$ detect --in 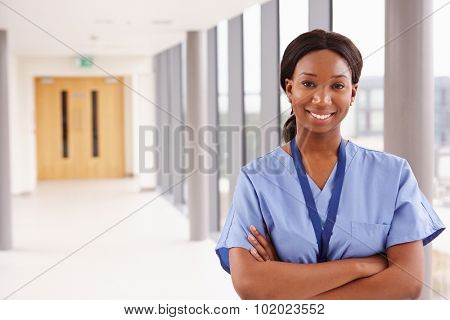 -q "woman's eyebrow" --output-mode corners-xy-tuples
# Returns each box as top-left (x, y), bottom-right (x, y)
(331, 74), (348, 79)
(298, 72), (348, 79)
(299, 72), (317, 77)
